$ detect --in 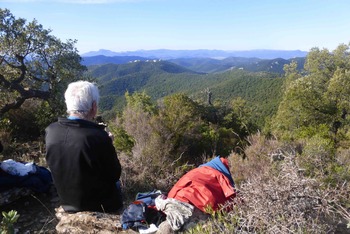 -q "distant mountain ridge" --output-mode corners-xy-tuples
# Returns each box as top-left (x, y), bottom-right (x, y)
(168, 57), (305, 74)
(82, 55), (305, 74)
(81, 49), (308, 60)
(81, 55), (150, 66)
